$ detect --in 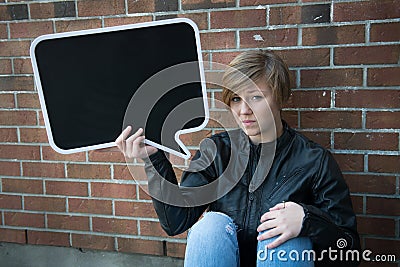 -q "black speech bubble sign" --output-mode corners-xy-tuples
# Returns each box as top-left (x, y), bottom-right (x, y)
(30, 18), (207, 155)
